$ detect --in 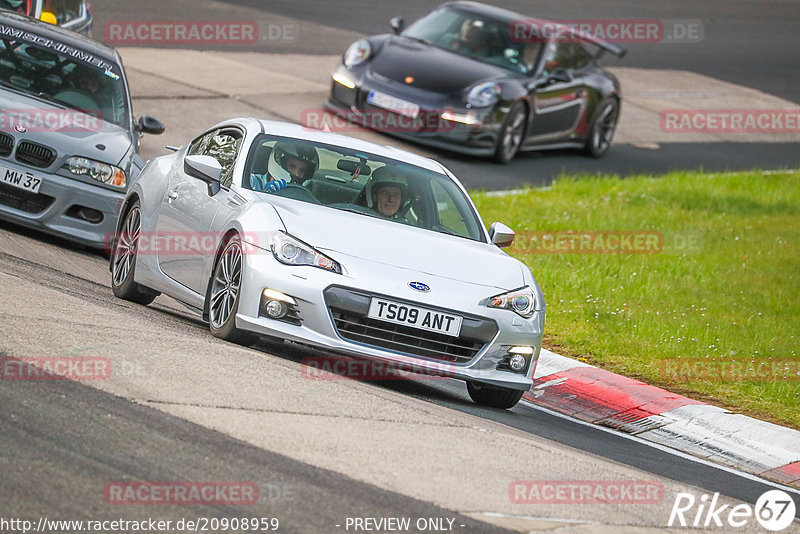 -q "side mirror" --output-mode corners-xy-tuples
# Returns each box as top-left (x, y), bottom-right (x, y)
(547, 68), (572, 84)
(184, 155), (222, 196)
(390, 16), (405, 34)
(489, 222), (515, 248)
(136, 115), (165, 135)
